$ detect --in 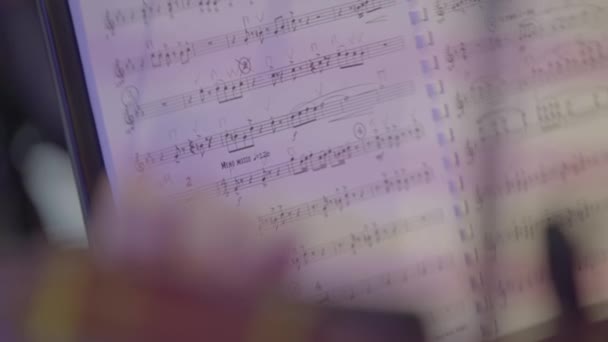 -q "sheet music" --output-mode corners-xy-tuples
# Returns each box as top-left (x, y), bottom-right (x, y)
(408, 0), (608, 338)
(68, 0), (608, 340)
